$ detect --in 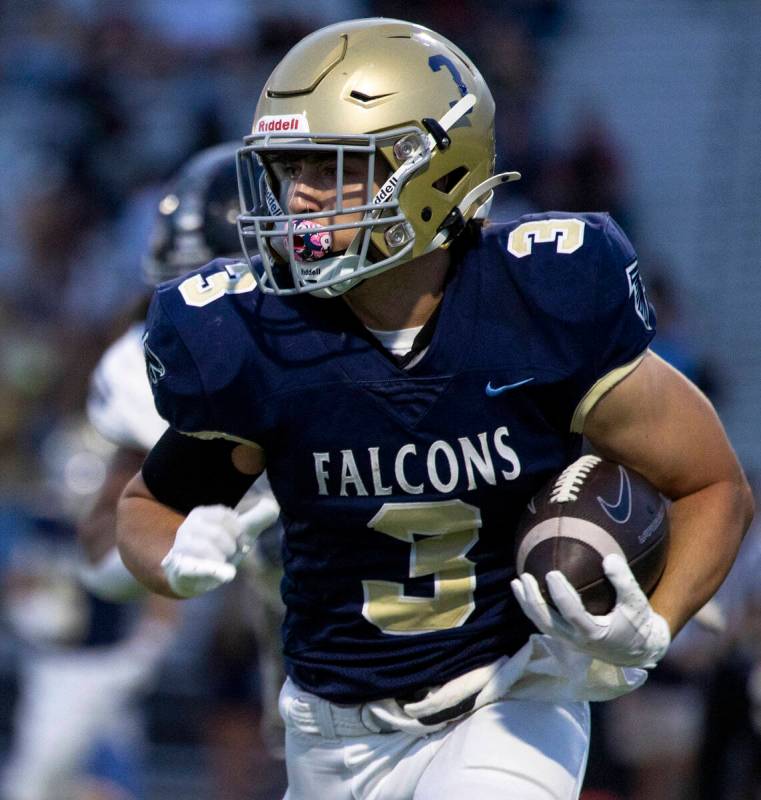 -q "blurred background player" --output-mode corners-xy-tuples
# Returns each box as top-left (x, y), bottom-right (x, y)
(83, 139), (287, 797)
(0, 142), (285, 800)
